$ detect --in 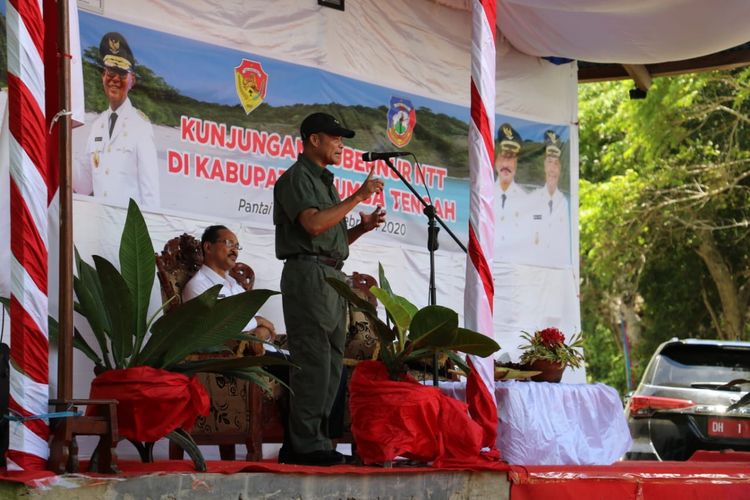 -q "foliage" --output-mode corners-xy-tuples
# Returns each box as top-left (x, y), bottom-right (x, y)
(326, 263), (500, 381)
(579, 316), (630, 394)
(518, 328), (585, 370)
(579, 68), (750, 394)
(70, 199), (287, 391)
